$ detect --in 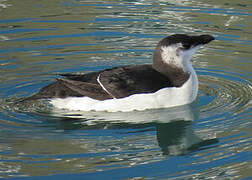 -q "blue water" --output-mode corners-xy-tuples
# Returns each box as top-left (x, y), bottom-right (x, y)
(0, 0), (251, 179)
